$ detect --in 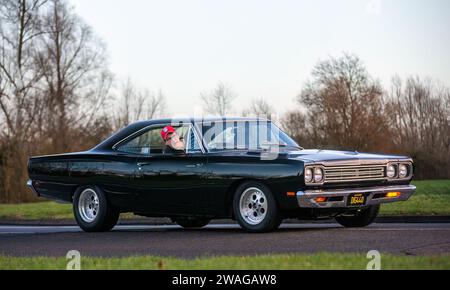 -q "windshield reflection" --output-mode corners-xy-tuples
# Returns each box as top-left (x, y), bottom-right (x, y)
(196, 120), (301, 152)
